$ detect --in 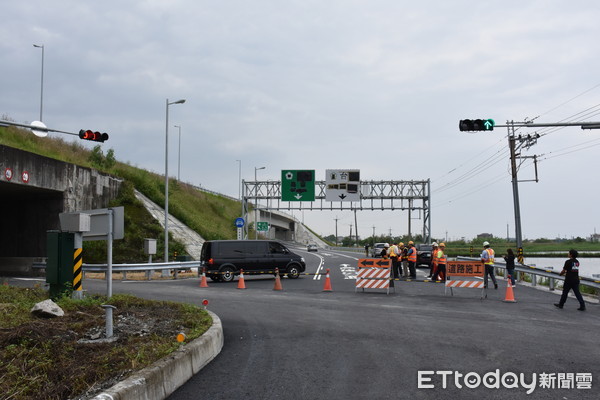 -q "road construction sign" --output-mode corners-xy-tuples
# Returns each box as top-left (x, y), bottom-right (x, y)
(445, 260), (486, 298)
(356, 258), (393, 294)
(446, 260), (484, 277)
